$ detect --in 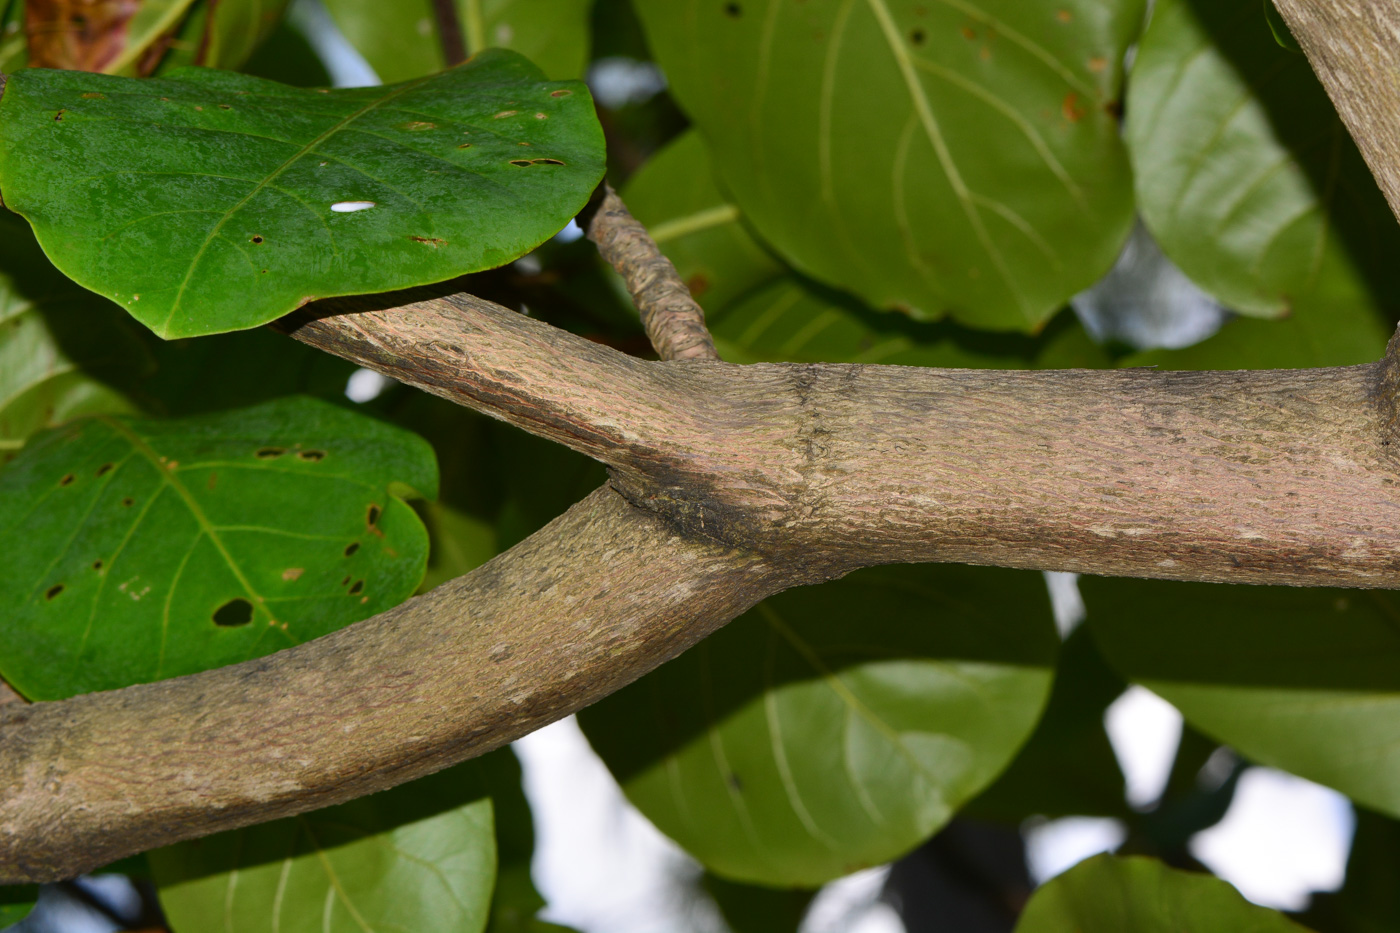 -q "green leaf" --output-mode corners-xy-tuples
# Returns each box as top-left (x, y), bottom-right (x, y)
(0, 211), (153, 456)
(0, 396), (436, 700)
(578, 563), (1057, 887)
(703, 873), (815, 933)
(1082, 576), (1400, 821)
(0, 884), (37, 927)
(966, 627), (1129, 822)
(240, 16), (334, 88)
(151, 754), (499, 933)
(0, 52), (606, 338)
(633, 0), (1142, 330)
(0, 1), (24, 73)
(621, 129), (786, 315)
(1262, 0), (1301, 52)
(322, 0), (593, 83)
(1014, 854), (1314, 932)
(1125, 0), (1400, 320)
(156, 0), (292, 74)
